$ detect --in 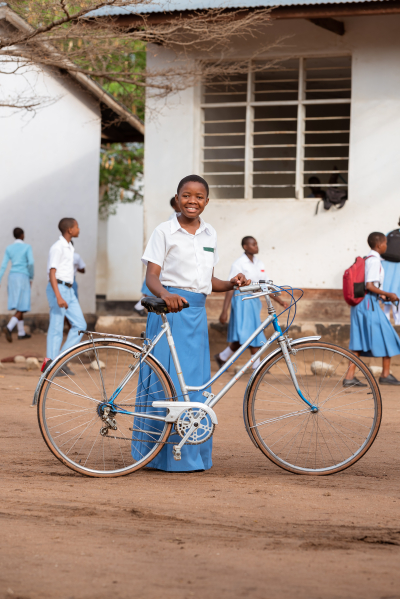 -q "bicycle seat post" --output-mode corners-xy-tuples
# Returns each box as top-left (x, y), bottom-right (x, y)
(161, 313), (190, 402)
